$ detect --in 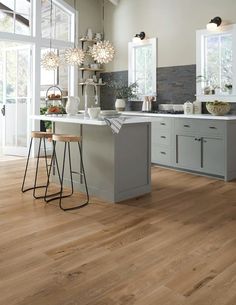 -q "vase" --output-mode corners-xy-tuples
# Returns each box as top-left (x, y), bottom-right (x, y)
(115, 99), (126, 111)
(66, 96), (80, 115)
